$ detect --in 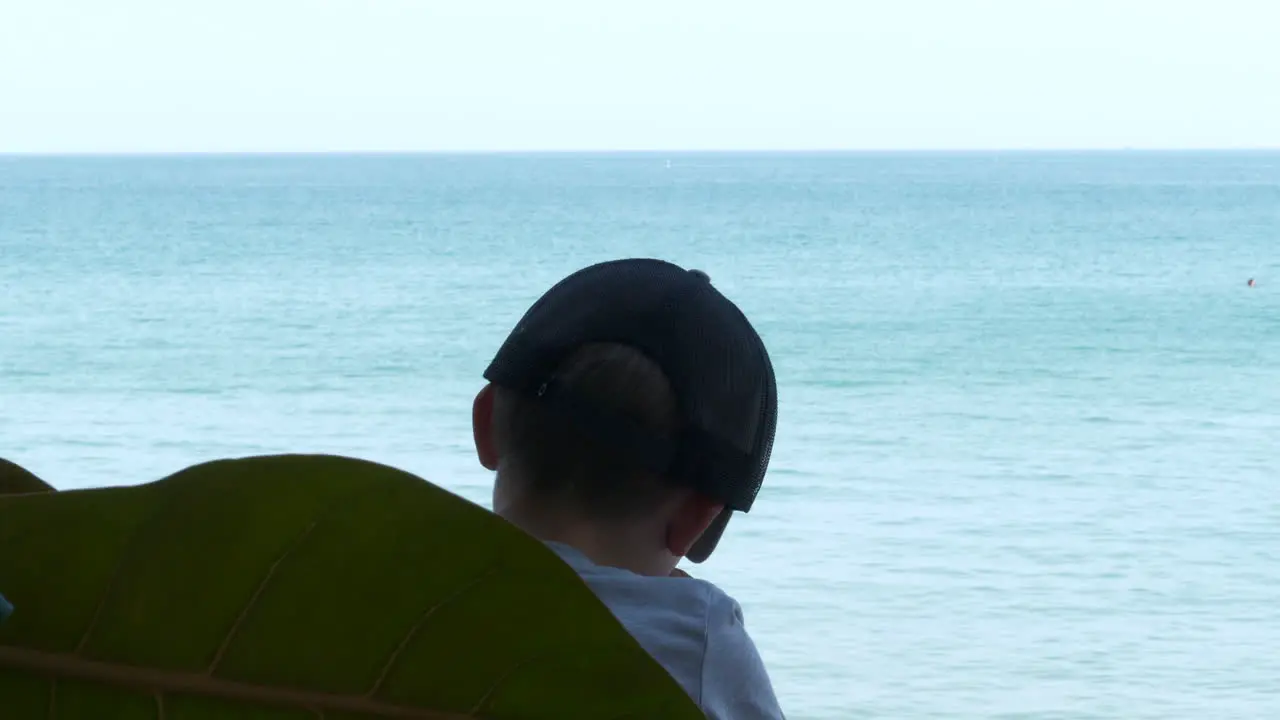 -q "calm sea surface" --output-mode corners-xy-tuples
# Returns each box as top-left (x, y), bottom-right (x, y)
(2, 153), (1279, 718)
